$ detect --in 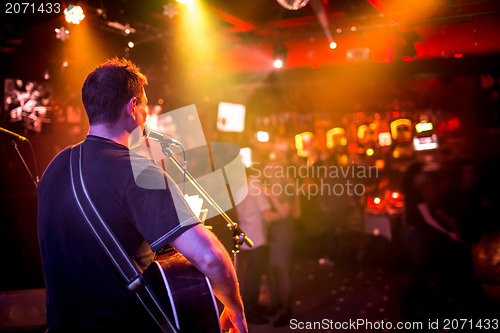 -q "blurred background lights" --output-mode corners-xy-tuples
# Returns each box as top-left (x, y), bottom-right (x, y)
(127, 41), (135, 48)
(256, 131), (269, 142)
(416, 121), (433, 133)
(55, 27), (70, 41)
(239, 148), (252, 168)
(64, 5), (85, 25)
(330, 41), (337, 50)
(273, 44), (288, 69)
